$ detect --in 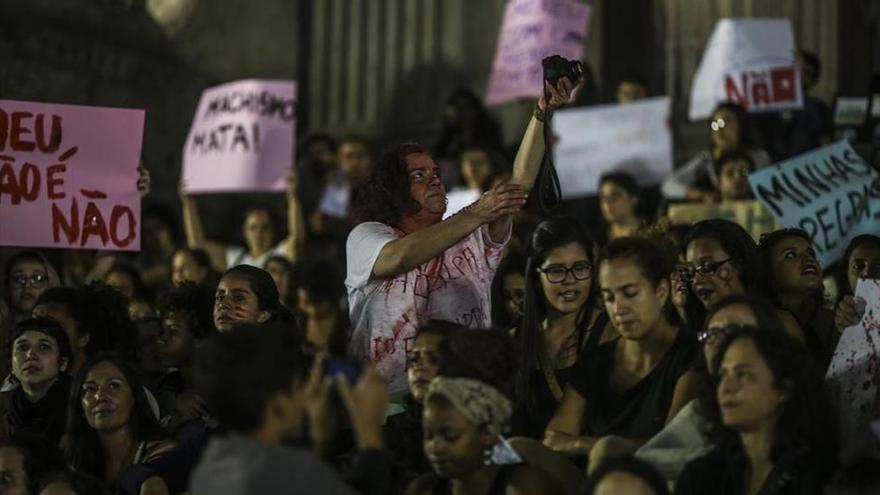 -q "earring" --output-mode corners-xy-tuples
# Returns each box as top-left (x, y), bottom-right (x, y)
(483, 446), (494, 466)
